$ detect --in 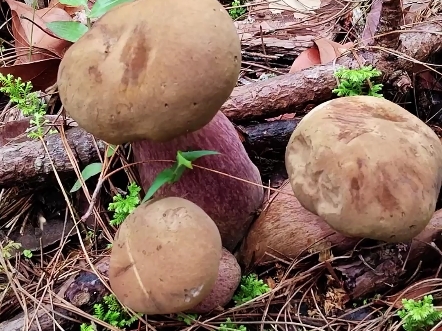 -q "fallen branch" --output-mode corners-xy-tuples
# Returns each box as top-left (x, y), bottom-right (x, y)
(221, 17), (442, 122)
(0, 127), (105, 188)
